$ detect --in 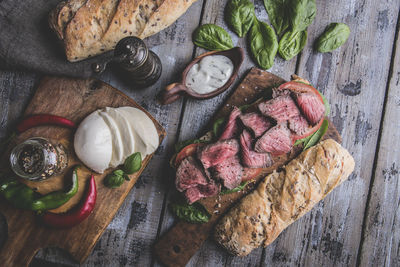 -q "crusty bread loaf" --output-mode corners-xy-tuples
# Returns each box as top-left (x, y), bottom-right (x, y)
(49, 0), (197, 62)
(214, 139), (355, 256)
